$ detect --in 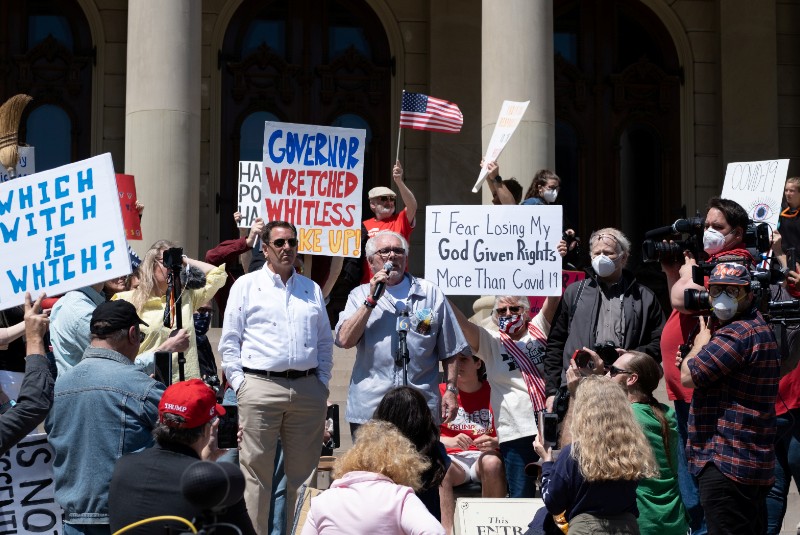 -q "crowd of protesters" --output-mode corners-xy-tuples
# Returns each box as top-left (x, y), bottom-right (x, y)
(0, 159), (799, 535)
